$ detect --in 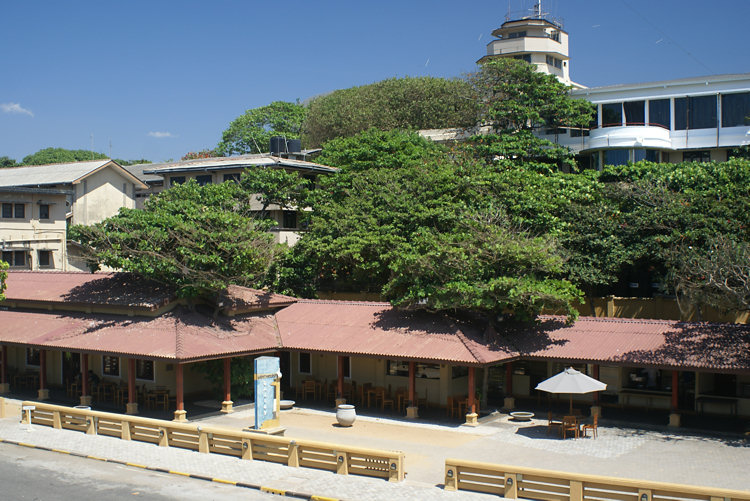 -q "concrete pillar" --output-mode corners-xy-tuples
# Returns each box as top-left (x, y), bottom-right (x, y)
(127, 358), (138, 414)
(407, 361), (417, 419)
(38, 350), (49, 401)
(221, 358), (233, 413)
(174, 363), (186, 422)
